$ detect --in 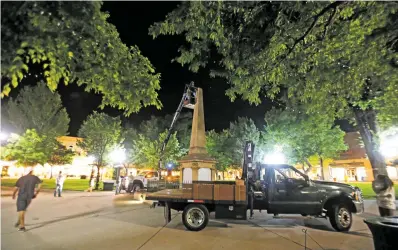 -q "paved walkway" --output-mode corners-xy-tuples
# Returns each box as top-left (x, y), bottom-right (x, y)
(1, 192), (393, 250)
